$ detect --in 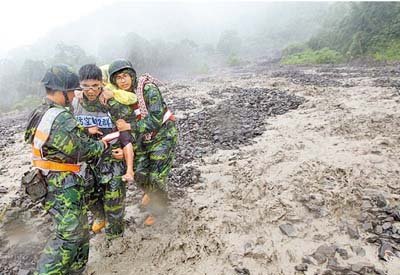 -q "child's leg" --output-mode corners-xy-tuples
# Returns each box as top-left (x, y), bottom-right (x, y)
(122, 143), (134, 183)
